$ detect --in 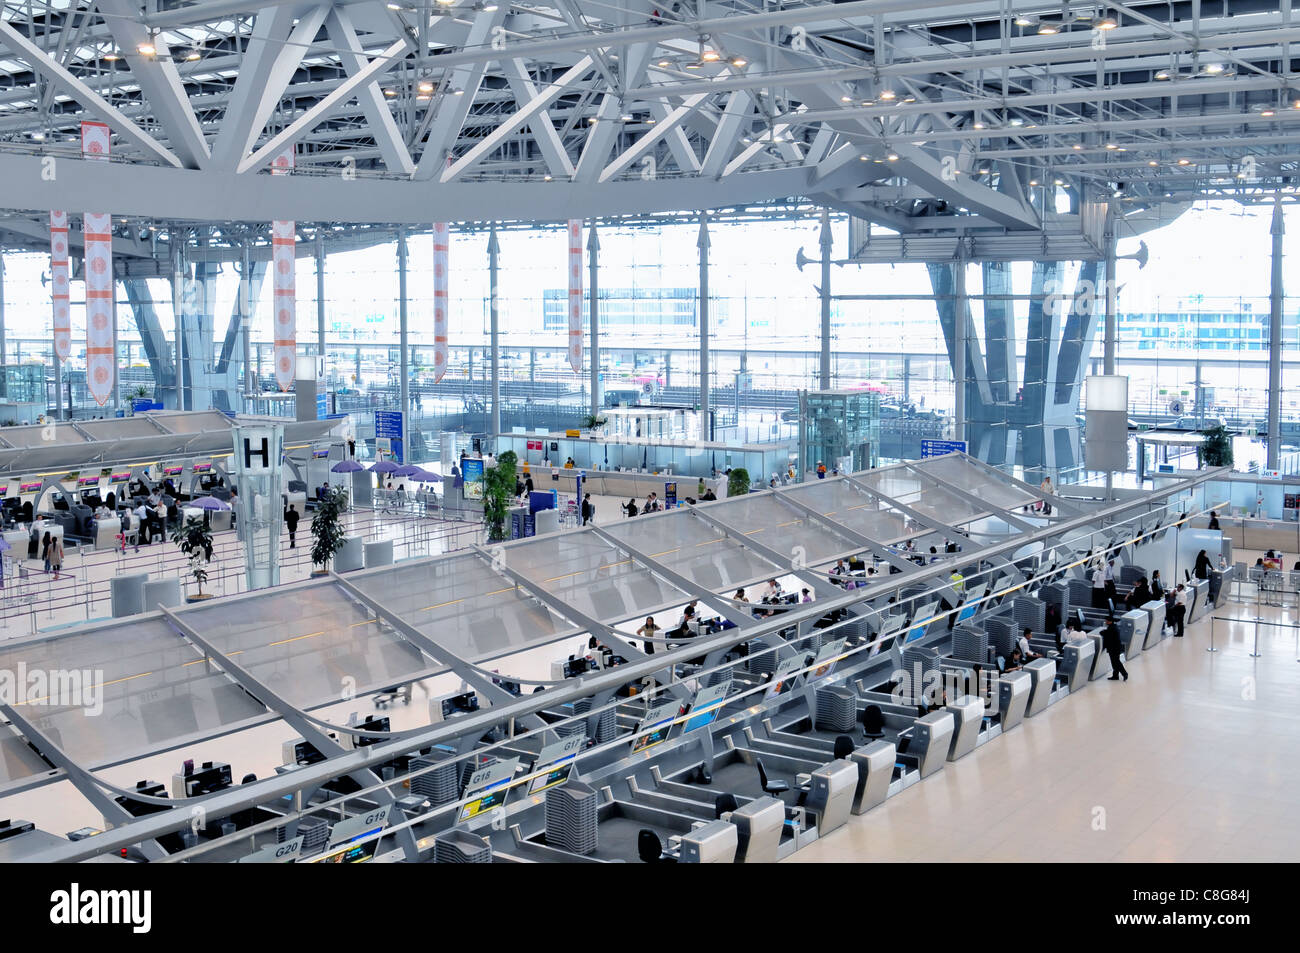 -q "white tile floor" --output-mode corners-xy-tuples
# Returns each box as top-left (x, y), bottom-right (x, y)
(787, 577), (1300, 863)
